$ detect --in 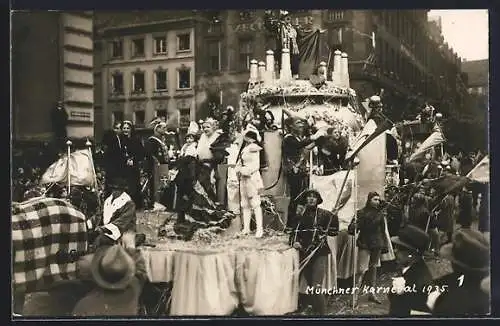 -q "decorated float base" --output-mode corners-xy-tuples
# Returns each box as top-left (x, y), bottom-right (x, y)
(137, 212), (299, 316)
